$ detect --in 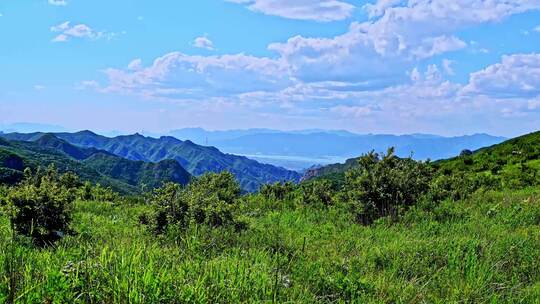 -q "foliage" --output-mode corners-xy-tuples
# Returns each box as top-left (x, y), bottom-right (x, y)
(146, 172), (244, 234)
(5, 166), (76, 244)
(260, 182), (295, 201)
(0, 135), (191, 194)
(344, 148), (433, 225)
(299, 179), (335, 206)
(1, 131), (301, 192)
(1, 187), (539, 303)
